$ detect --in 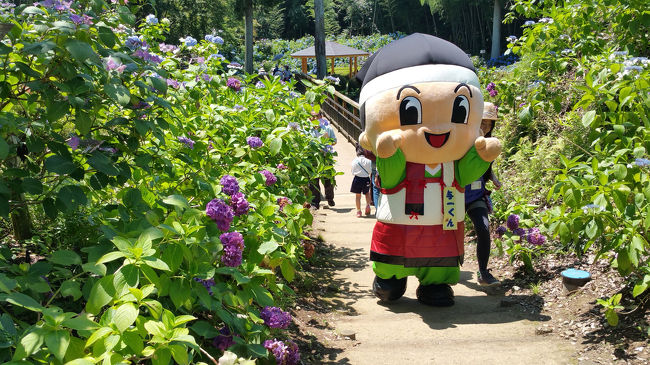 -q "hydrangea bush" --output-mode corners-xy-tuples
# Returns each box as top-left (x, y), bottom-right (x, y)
(0, 1), (335, 363)
(481, 0), (650, 327)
